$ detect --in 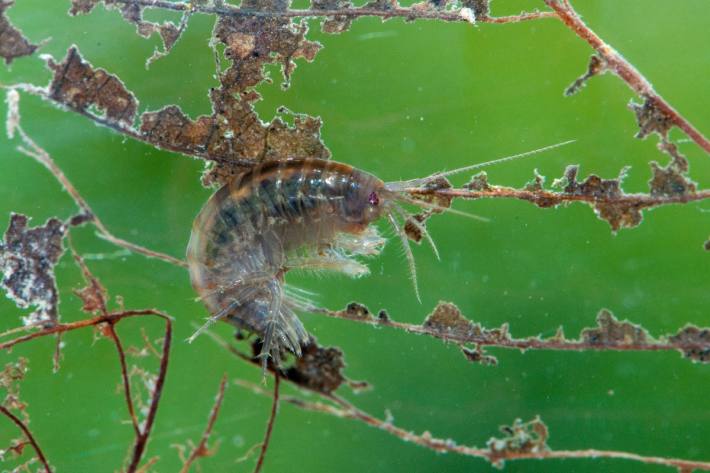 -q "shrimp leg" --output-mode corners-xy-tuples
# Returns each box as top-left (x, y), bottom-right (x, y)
(286, 251), (370, 277)
(332, 226), (385, 256)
